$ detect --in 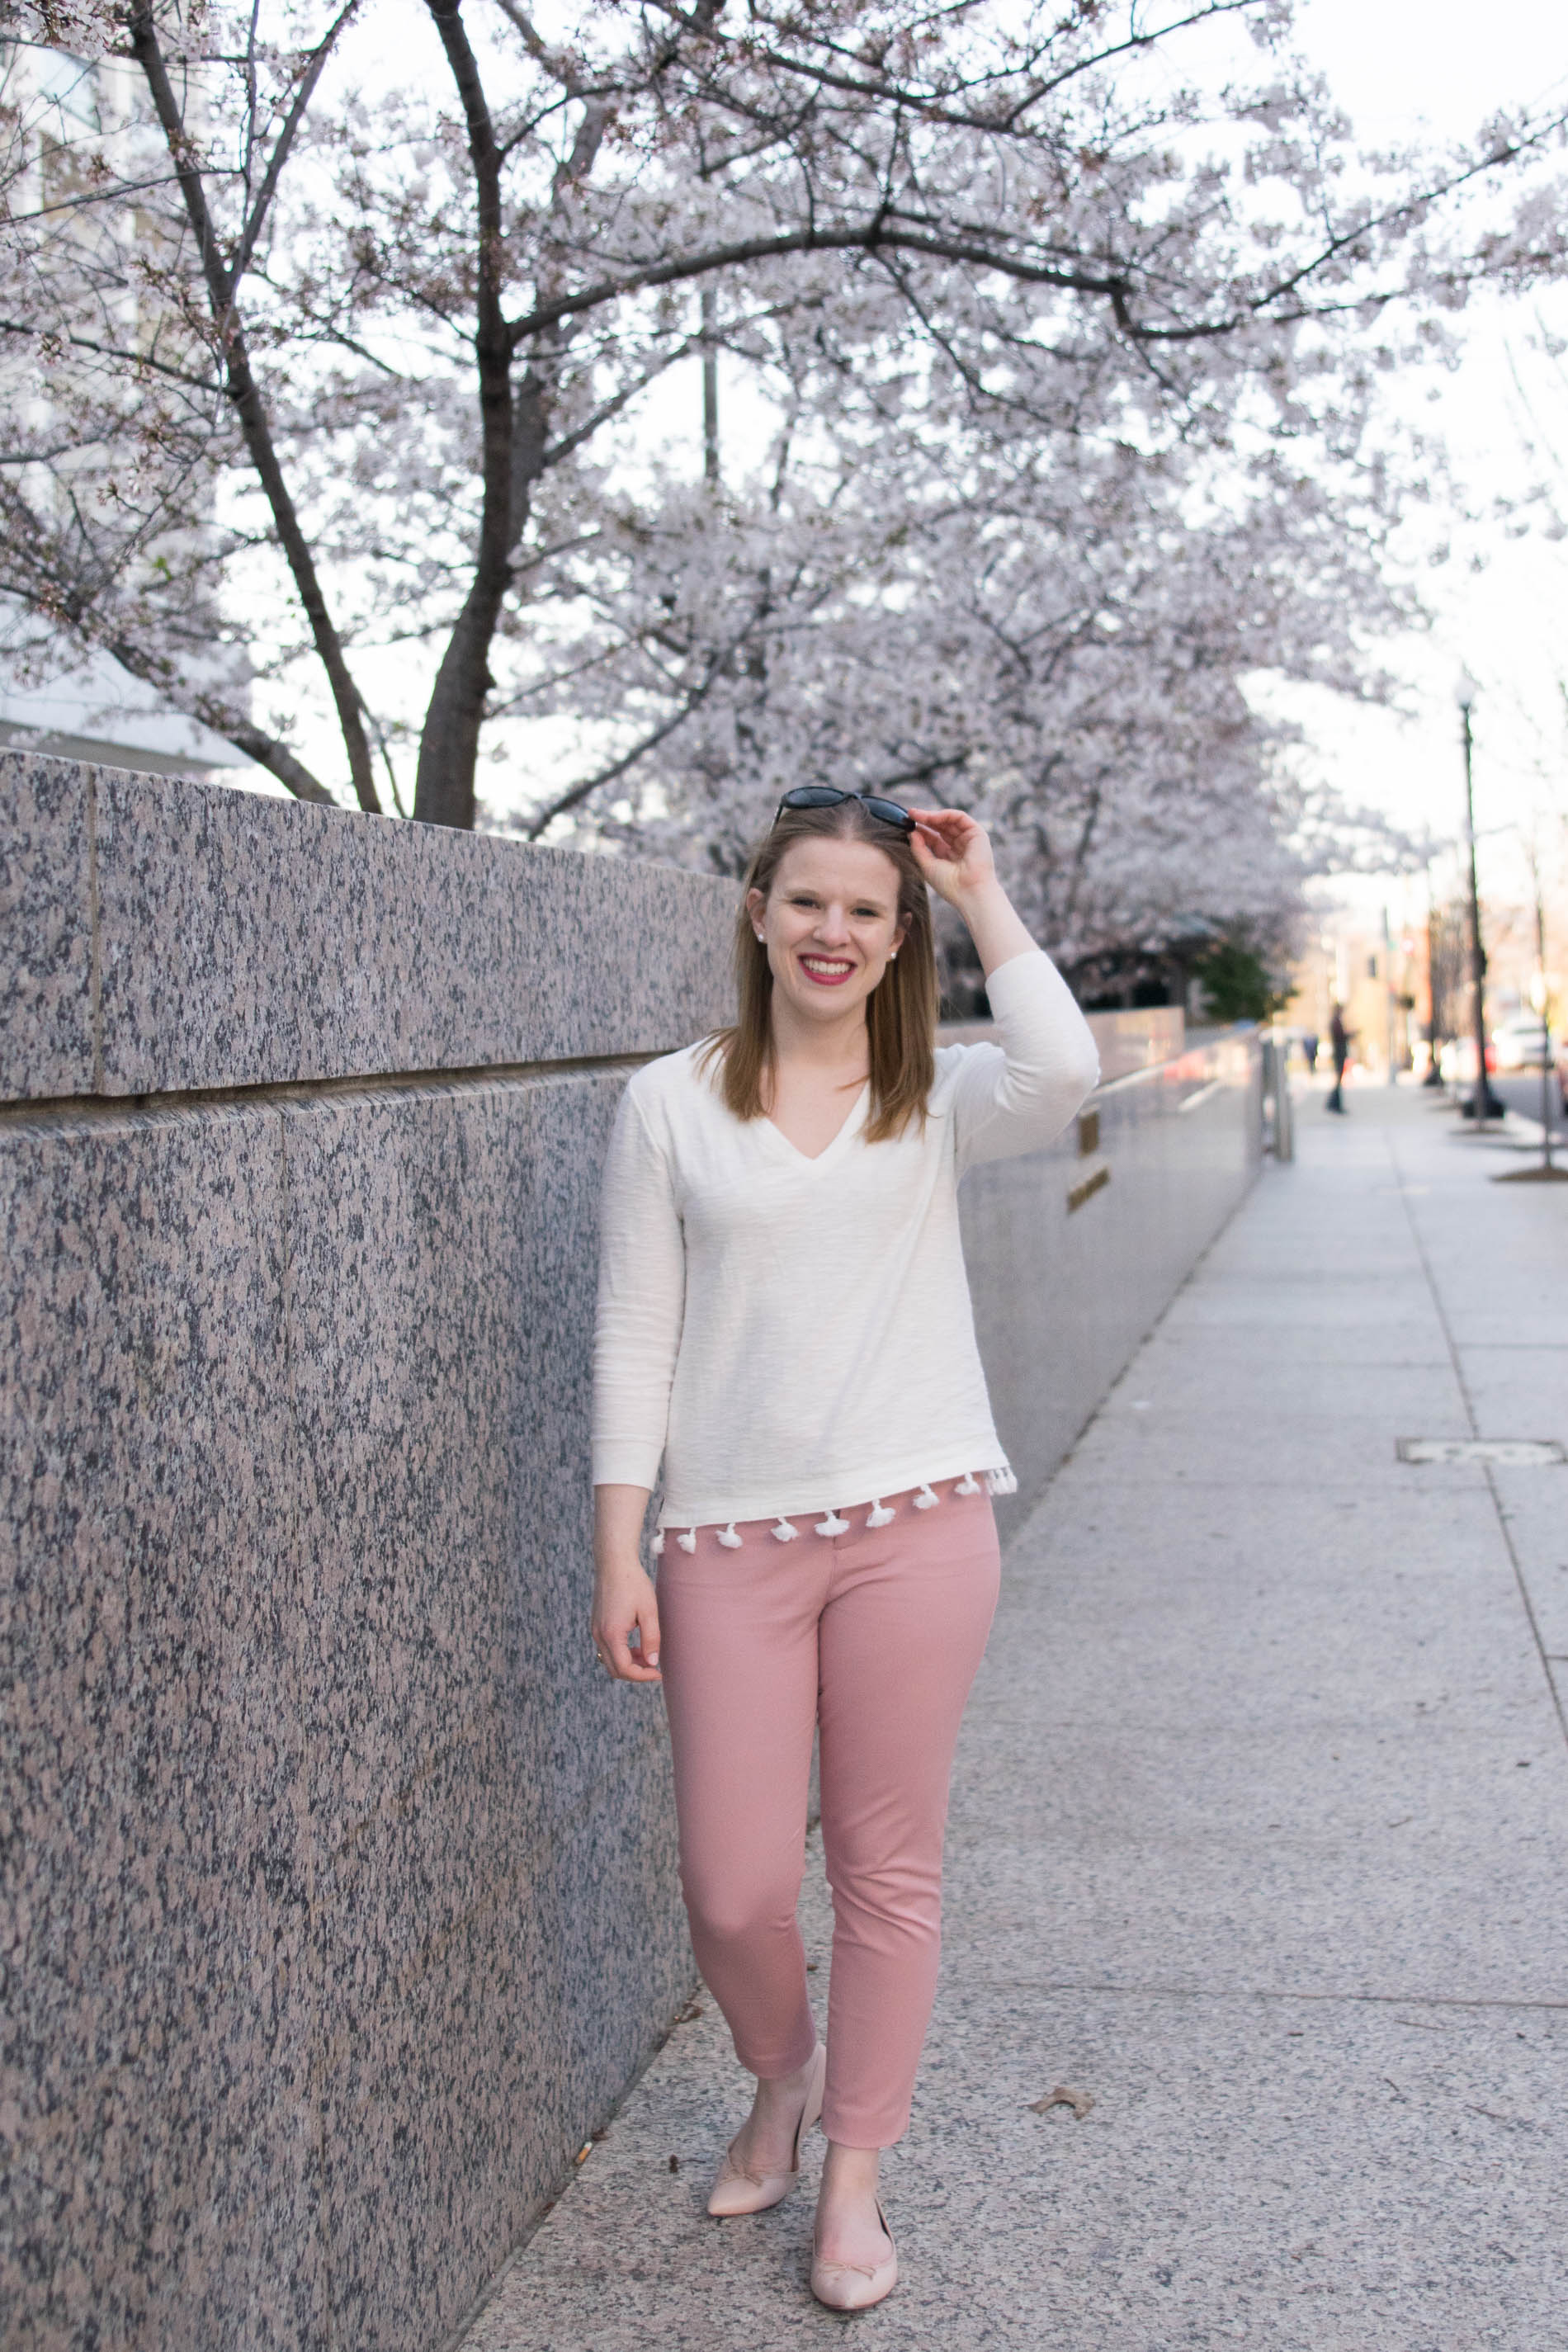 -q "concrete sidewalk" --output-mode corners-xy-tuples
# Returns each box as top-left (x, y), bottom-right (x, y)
(460, 1080), (1568, 2352)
